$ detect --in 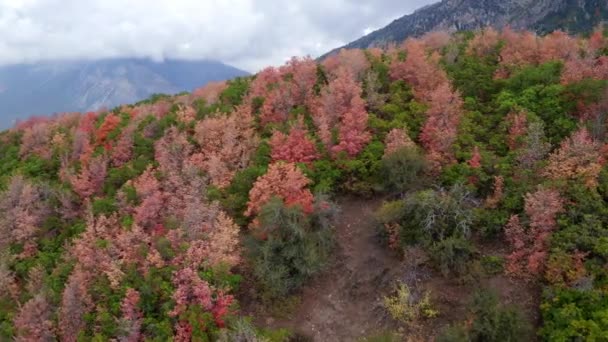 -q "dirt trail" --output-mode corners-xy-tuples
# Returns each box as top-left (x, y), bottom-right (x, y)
(267, 197), (404, 341)
(245, 197), (541, 341)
